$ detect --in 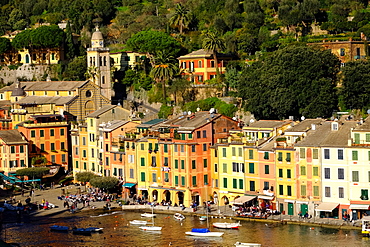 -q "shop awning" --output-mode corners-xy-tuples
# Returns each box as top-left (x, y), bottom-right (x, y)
(350, 204), (370, 210)
(232, 195), (256, 205)
(315, 202), (339, 212)
(122, 183), (136, 188)
(258, 195), (274, 200)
